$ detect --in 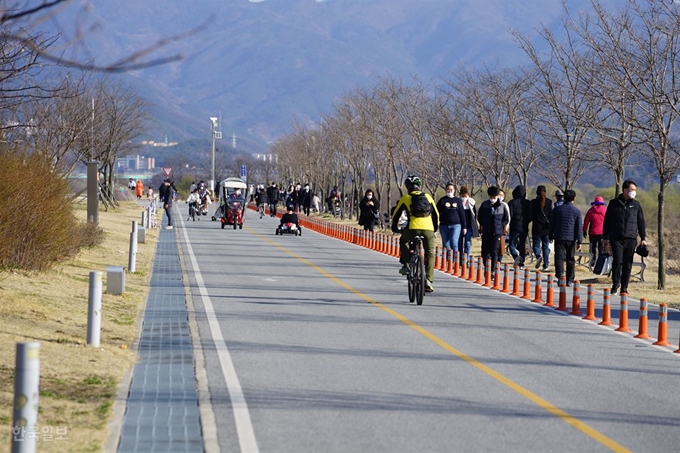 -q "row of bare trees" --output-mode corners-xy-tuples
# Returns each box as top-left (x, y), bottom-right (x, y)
(272, 0), (680, 290)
